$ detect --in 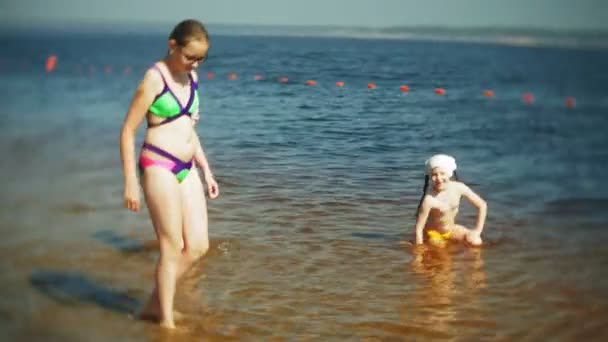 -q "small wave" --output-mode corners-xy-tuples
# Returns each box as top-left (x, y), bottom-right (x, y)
(297, 104), (317, 110)
(276, 91), (296, 97)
